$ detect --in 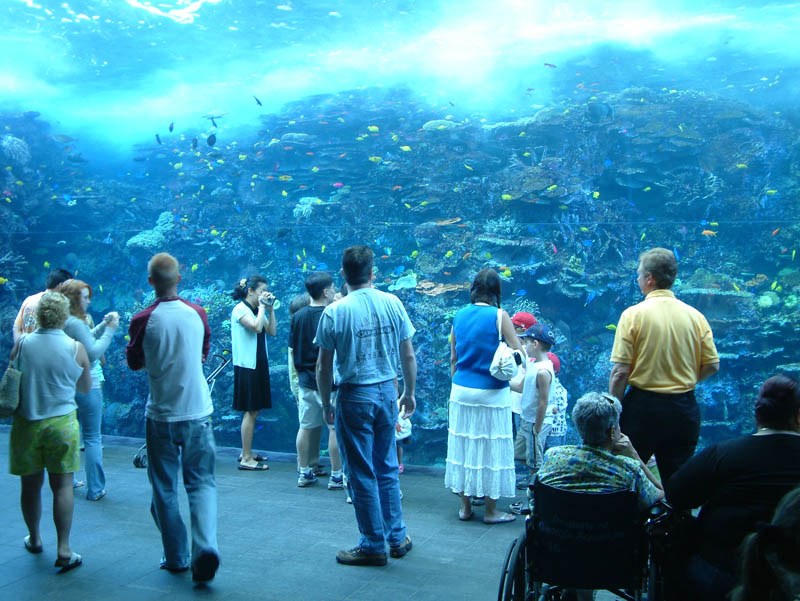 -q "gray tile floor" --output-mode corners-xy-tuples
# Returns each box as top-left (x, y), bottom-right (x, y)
(0, 427), (530, 601)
